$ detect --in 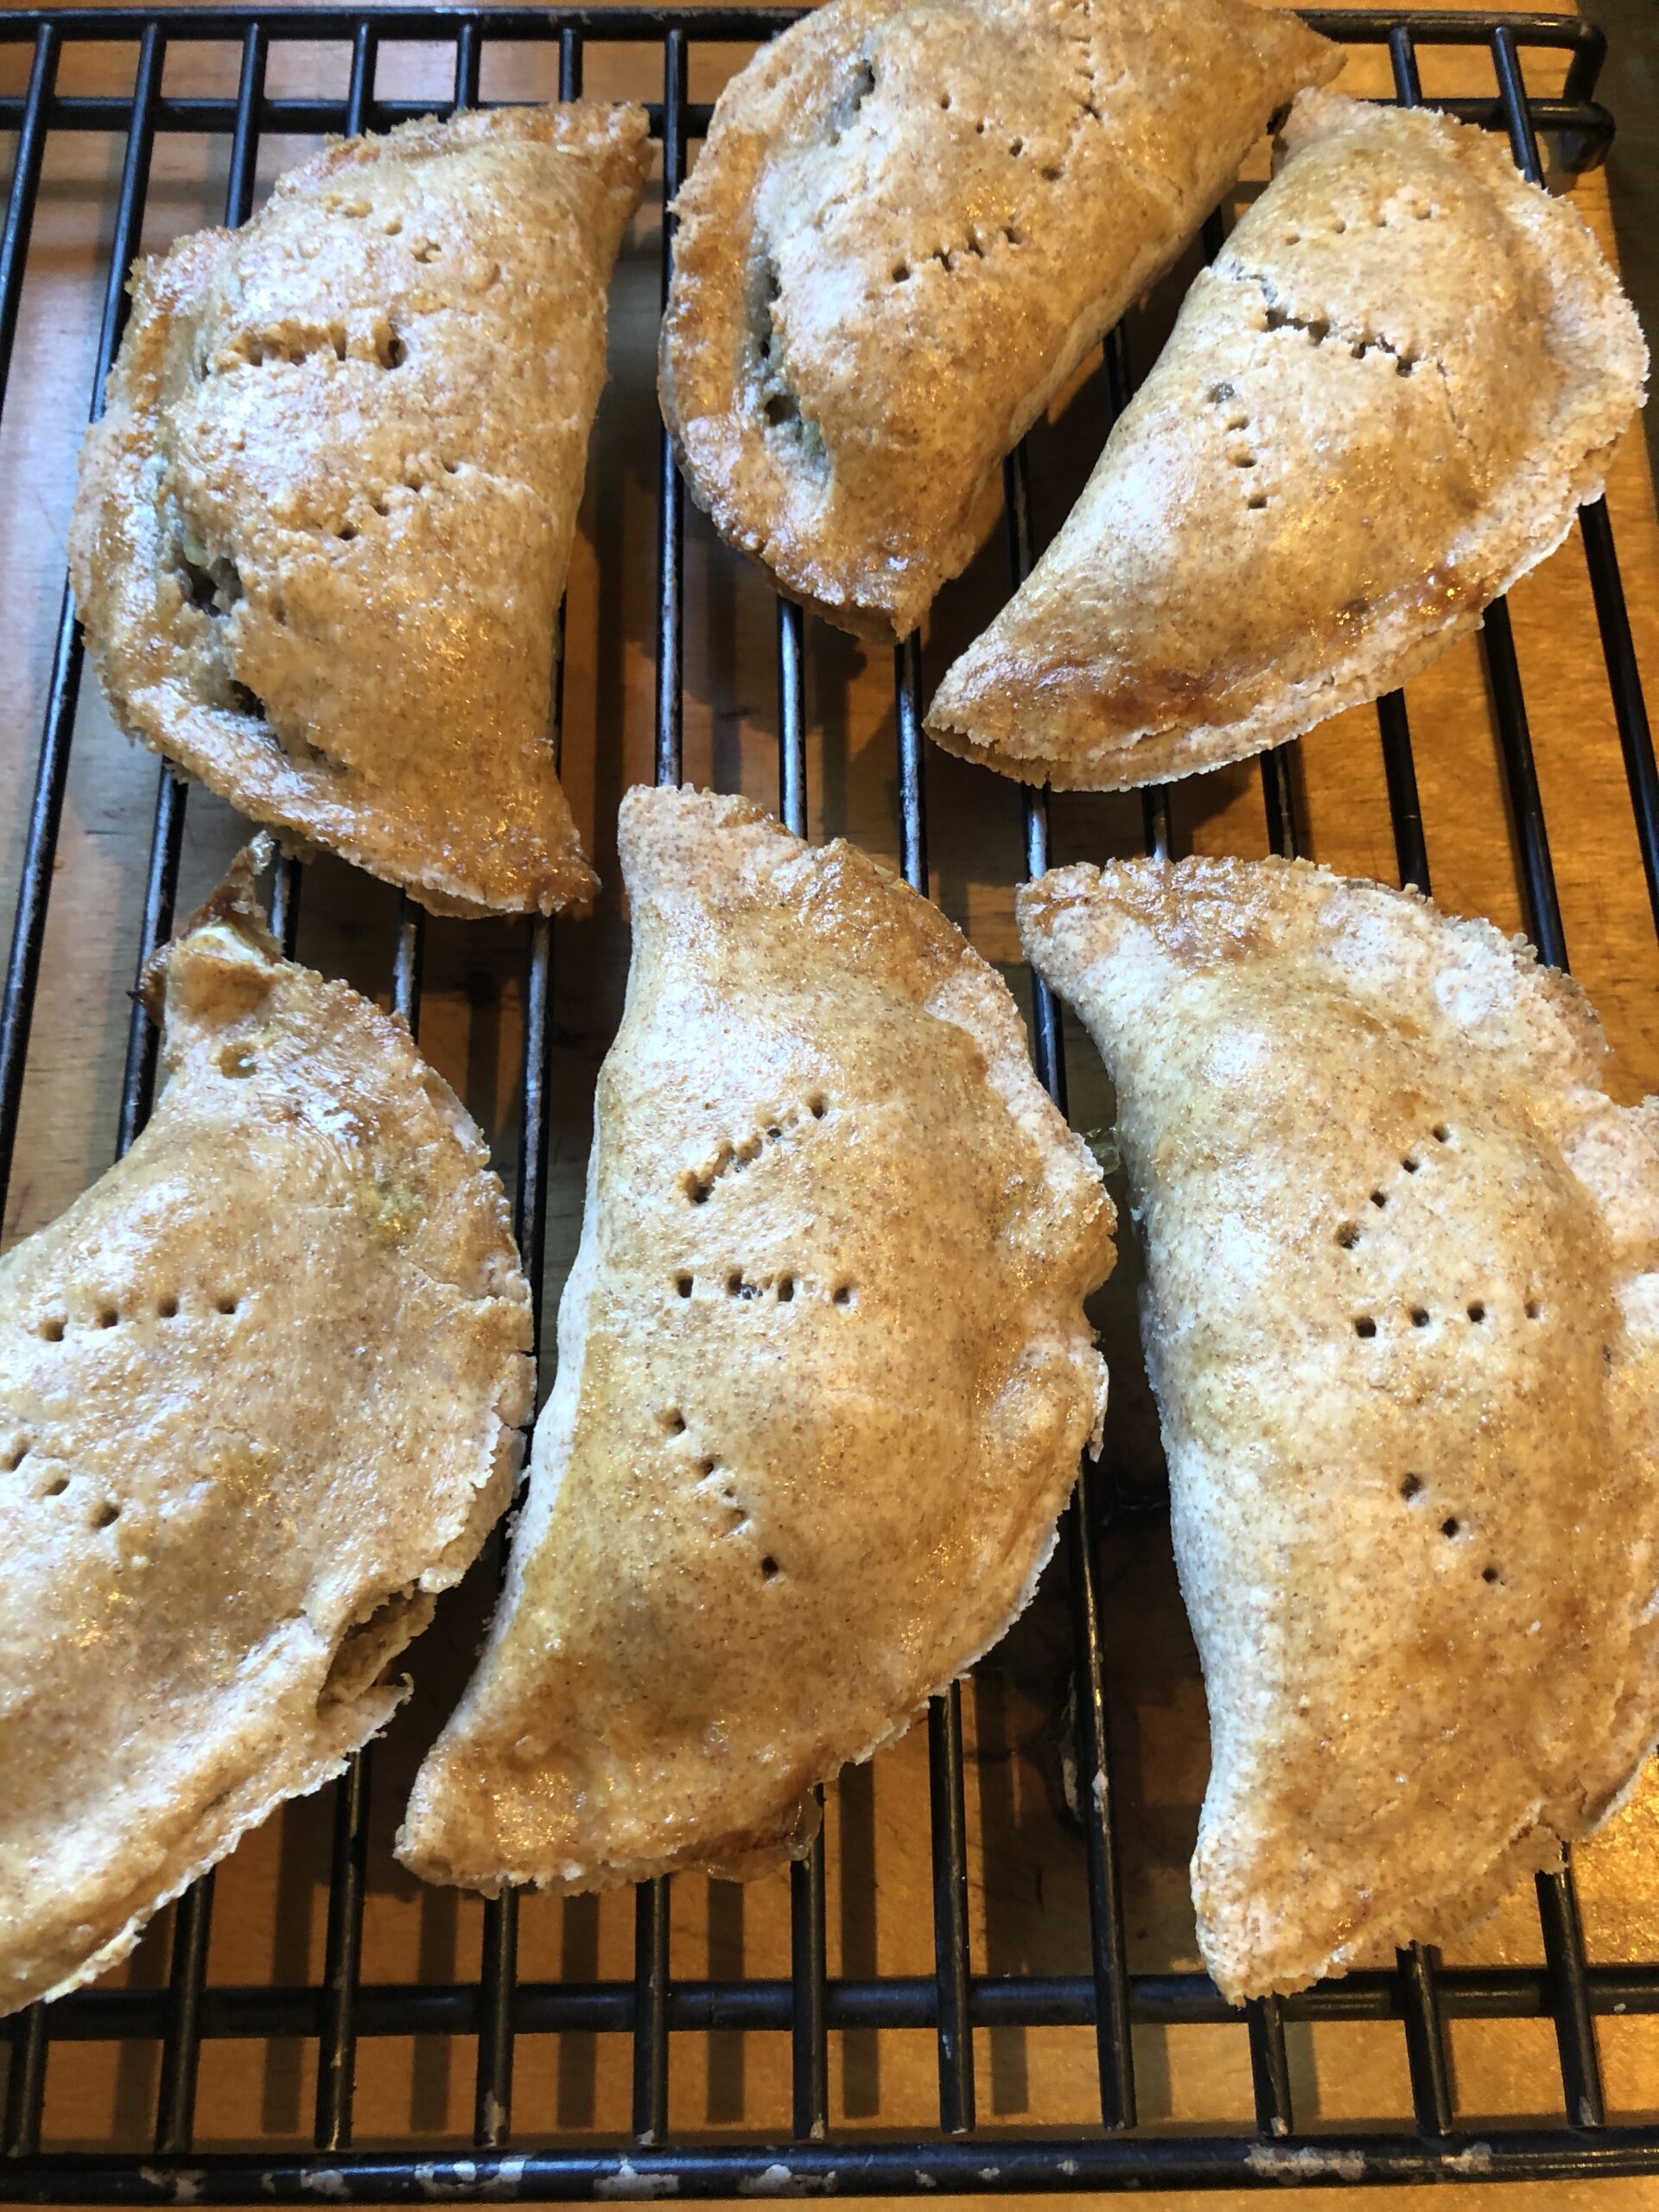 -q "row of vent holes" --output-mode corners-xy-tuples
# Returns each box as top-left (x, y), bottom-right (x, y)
(1207, 385), (1268, 513)
(1351, 1298), (1535, 1338)
(684, 1096), (825, 1205)
(5, 1446), (120, 1530)
(336, 461), (462, 542)
(1283, 203), (1437, 247)
(1398, 1475), (1501, 1583)
(938, 89), (1067, 177)
(664, 1421), (782, 1581)
(1338, 1125), (1450, 1244)
(34, 1293), (239, 1340)
(893, 228), (1021, 283)
(673, 1272), (855, 1307)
